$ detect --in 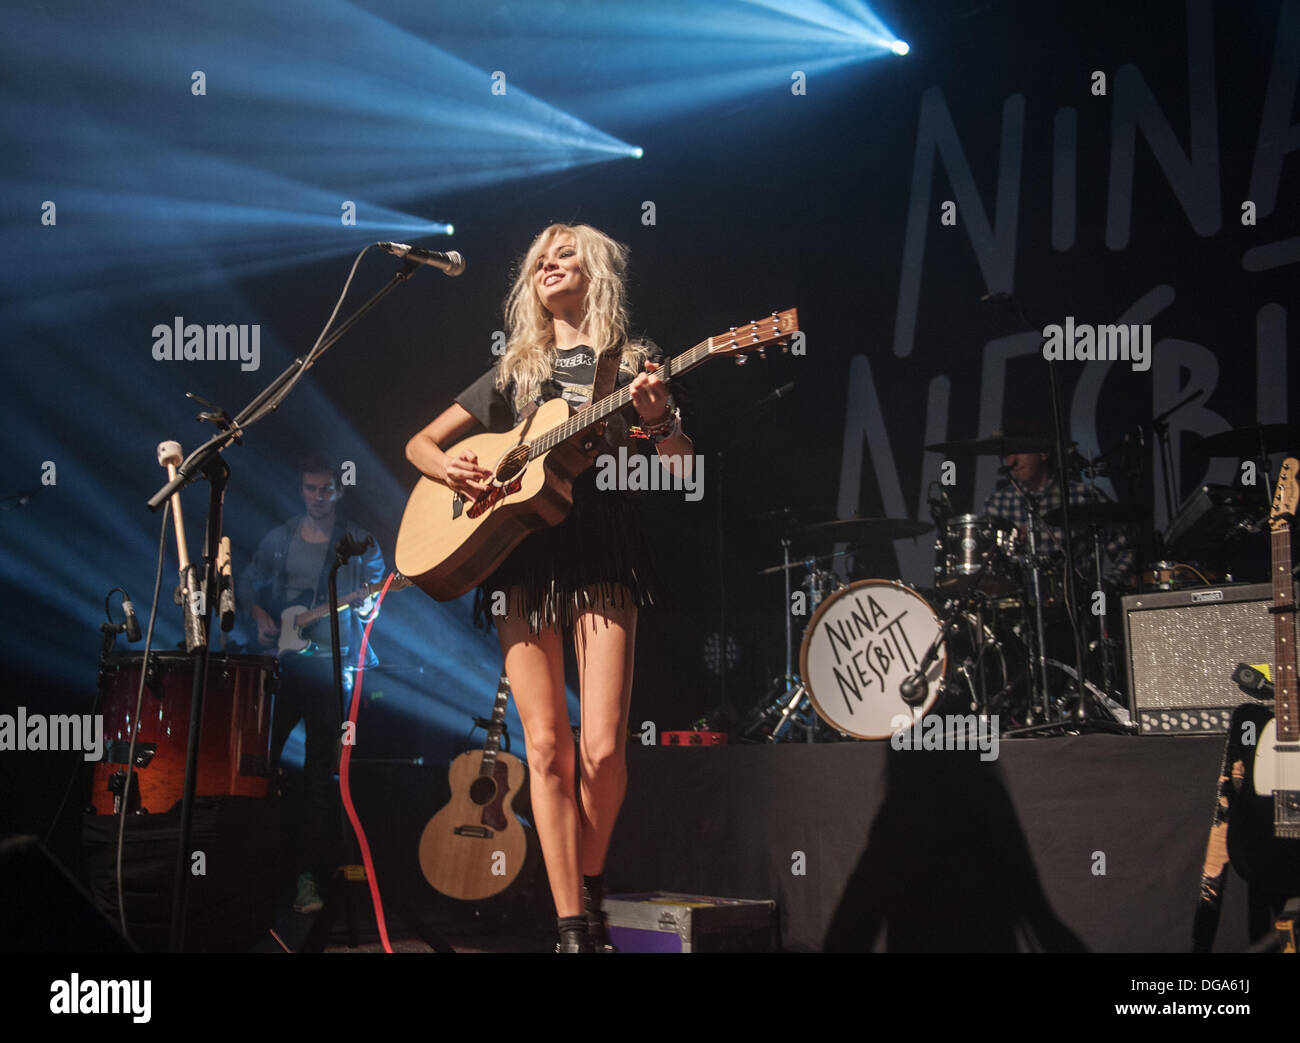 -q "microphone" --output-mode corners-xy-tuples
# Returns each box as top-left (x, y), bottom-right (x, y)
(754, 382), (795, 408)
(217, 536), (236, 633)
(121, 593), (142, 642)
(899, 673), (927, 706)
(377, 242), (465, 276)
